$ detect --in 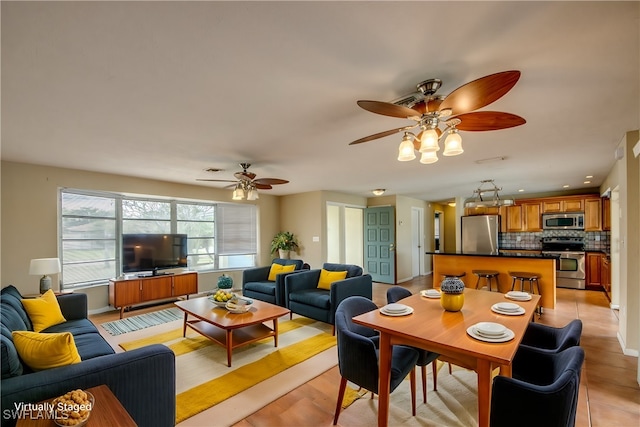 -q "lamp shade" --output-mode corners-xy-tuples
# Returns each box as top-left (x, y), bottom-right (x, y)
(397, 134), (416, 161)
(29, 258), (61, 276)
(420, 151), (439, 164)
(443, 131), (463, 156)
(418, 128), (440, 153)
